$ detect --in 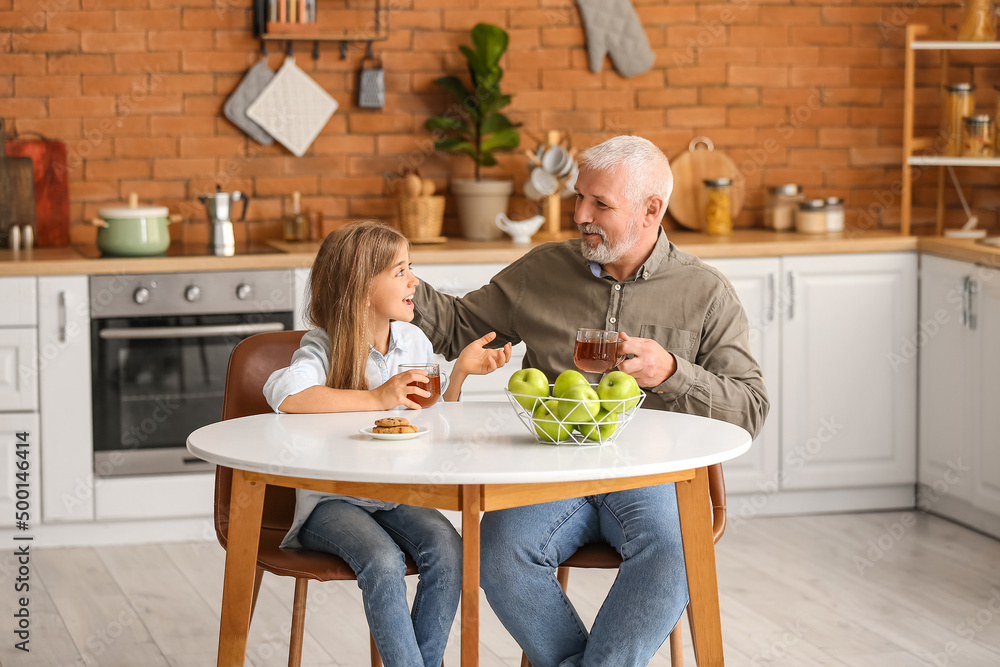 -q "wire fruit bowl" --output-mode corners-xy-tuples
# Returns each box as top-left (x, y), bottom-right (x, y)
(504, 384), (645, 446)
